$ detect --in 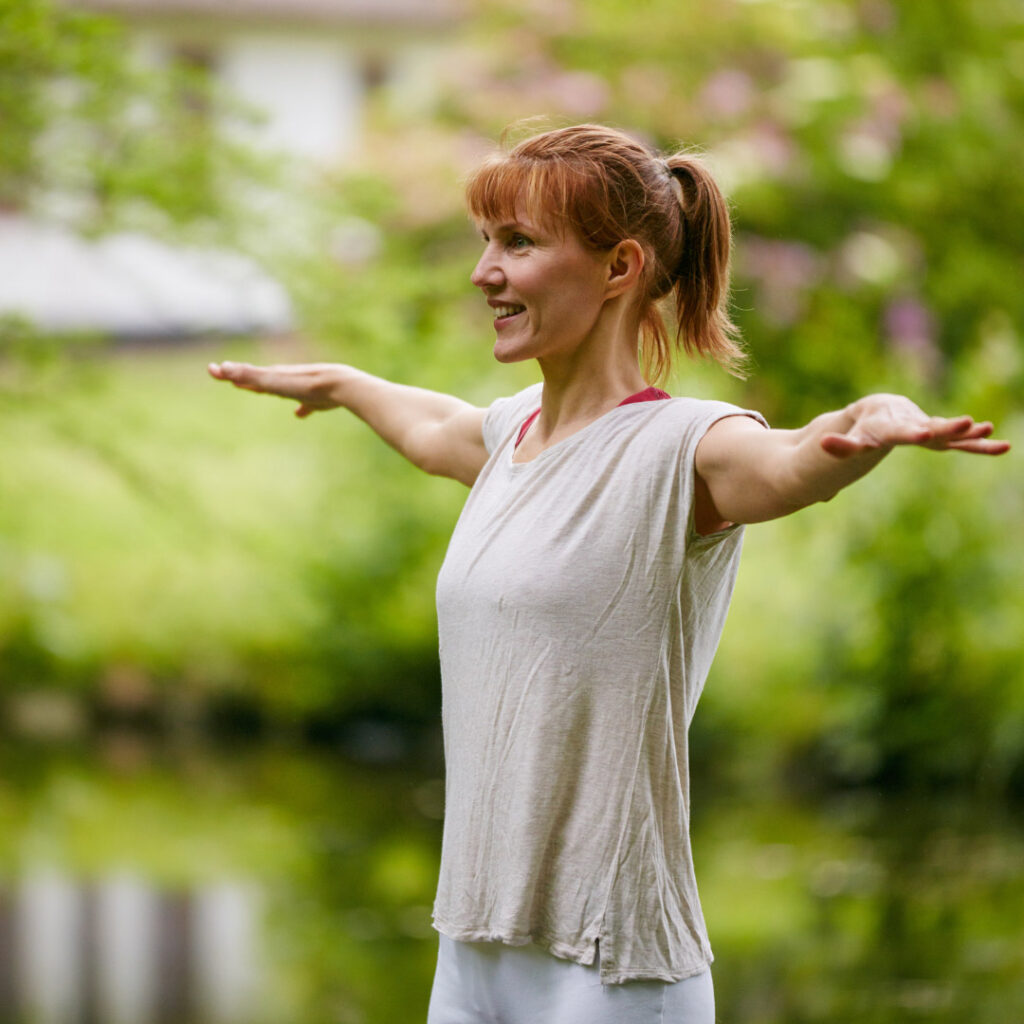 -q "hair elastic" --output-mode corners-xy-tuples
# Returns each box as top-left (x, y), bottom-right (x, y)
(662, 161), (684, 203)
